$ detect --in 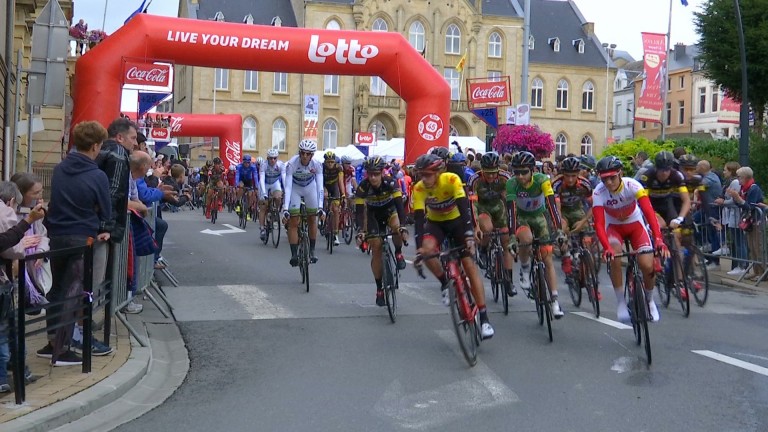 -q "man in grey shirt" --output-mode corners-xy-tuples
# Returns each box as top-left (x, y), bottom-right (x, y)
(695, 160), (723, 268)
